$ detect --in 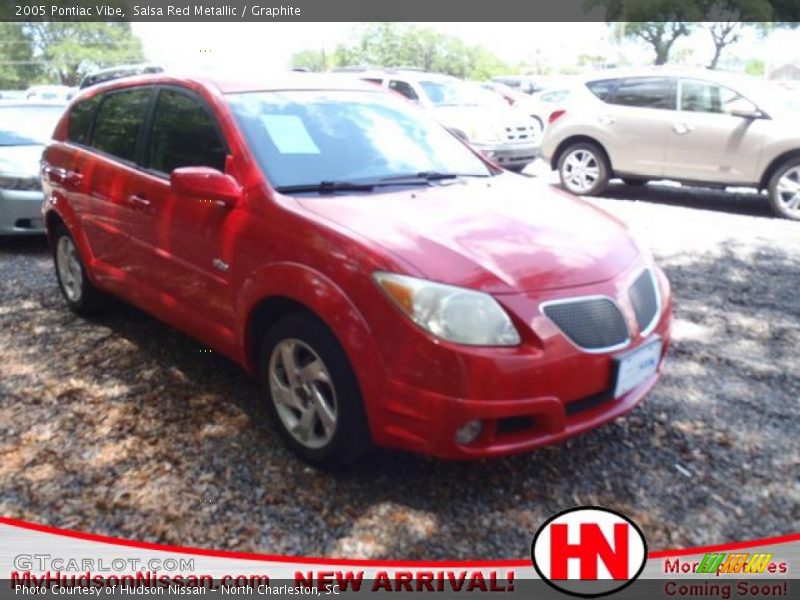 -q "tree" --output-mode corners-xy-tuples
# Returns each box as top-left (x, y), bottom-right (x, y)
(701, 1), (774, 68)
(303, 23), (513, 80)
(290, 49), (328, 72)
(25, 23), (144, 86)
(588, 0), (701, 64)
(0, 23), (39, 88)
(592, 0), (791, 68)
